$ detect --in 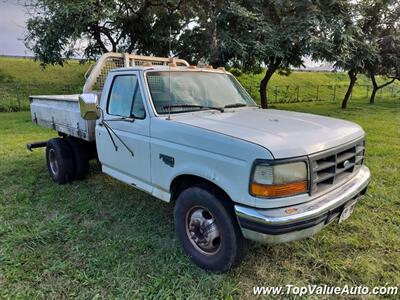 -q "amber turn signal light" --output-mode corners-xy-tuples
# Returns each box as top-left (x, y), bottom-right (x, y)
(251, 181), (308, 197)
